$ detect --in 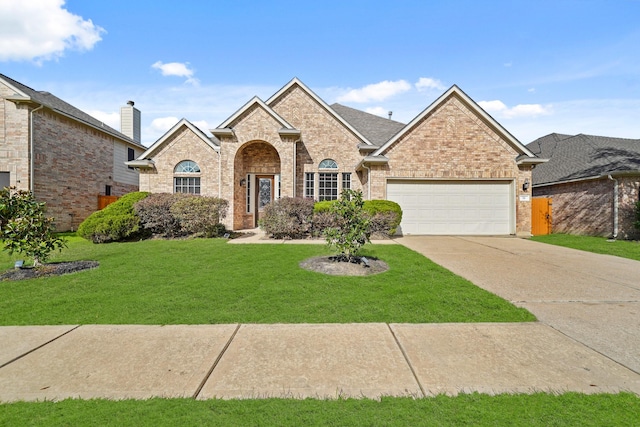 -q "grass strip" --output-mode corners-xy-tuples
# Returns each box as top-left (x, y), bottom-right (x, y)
(0, 393), (638, 426)
(532, 234), (640, 261)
